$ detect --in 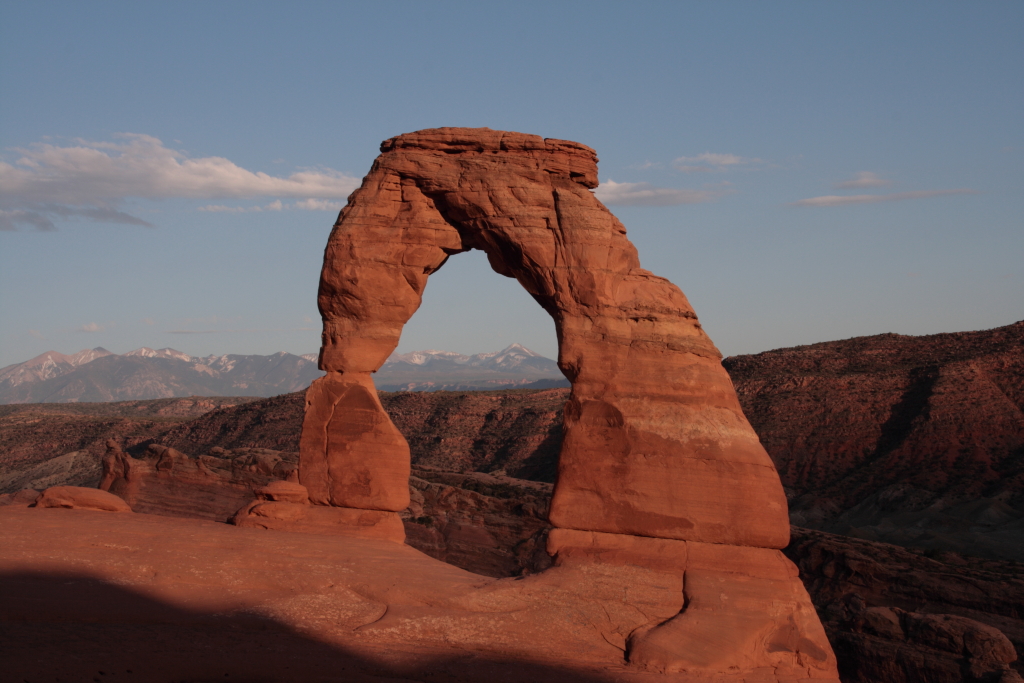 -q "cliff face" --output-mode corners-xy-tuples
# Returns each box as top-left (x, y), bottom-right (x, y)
(724, 321), (1024, 560)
